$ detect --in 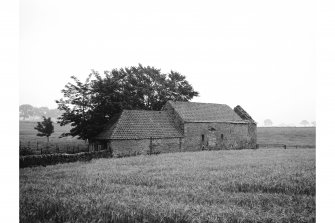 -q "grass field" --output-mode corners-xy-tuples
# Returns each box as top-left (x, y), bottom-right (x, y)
(257, 127), (316, 147)
(19, 121), (316, 155)
(20, 148), (315, 222)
